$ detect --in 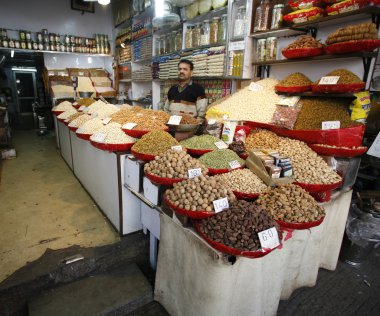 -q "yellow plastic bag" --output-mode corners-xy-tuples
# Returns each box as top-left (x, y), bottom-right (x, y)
(350, 91), (371, 122)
